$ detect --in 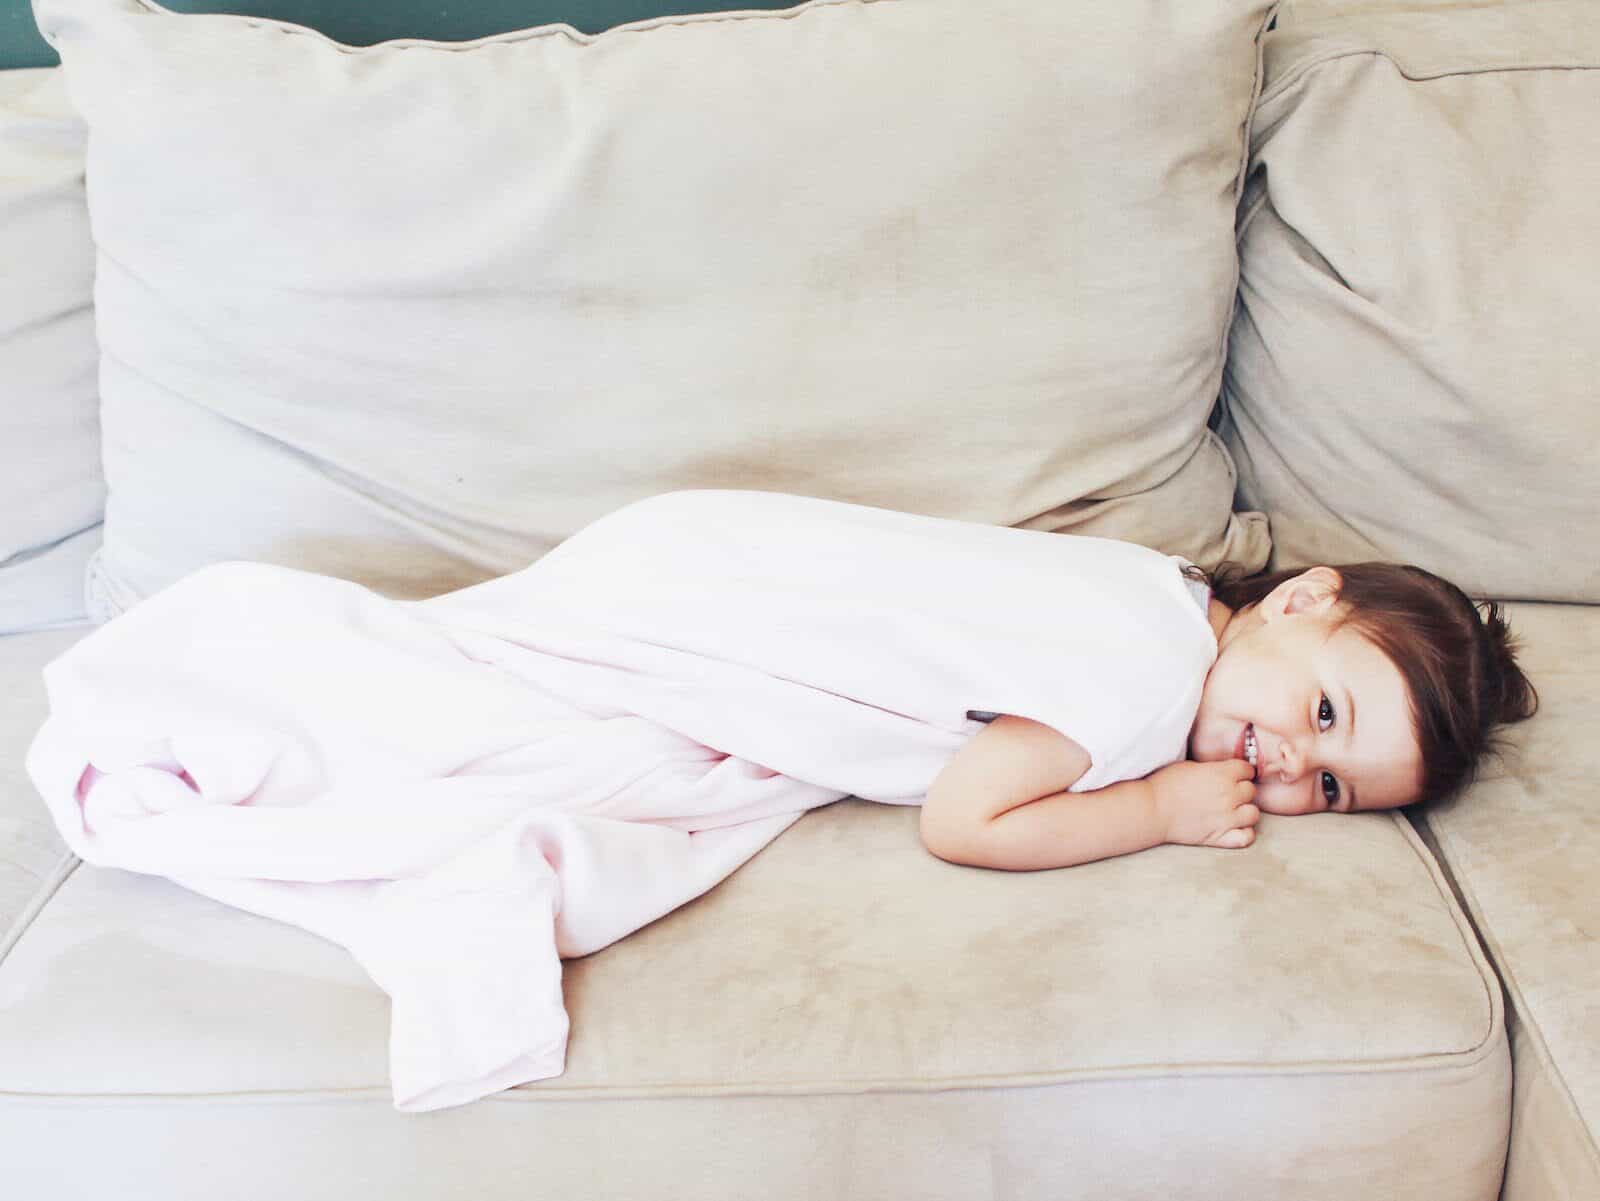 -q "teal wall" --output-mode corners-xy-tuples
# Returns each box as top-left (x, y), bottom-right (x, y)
(1, 0), (805, 69)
